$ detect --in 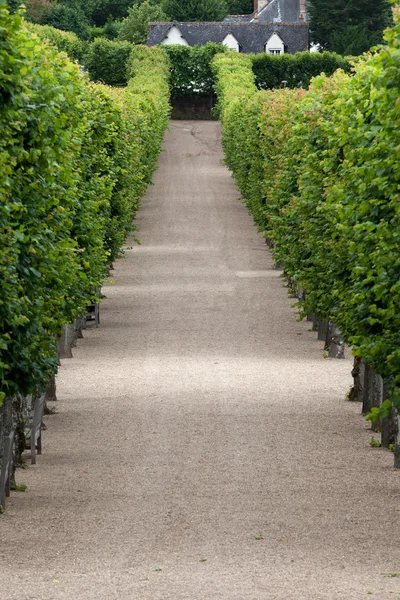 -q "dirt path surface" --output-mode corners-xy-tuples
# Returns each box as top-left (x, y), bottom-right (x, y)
(1, 121), (400, 600)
